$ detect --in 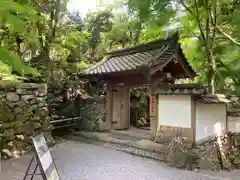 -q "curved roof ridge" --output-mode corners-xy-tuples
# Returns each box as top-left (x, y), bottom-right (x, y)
(105, 32), (179, 58)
